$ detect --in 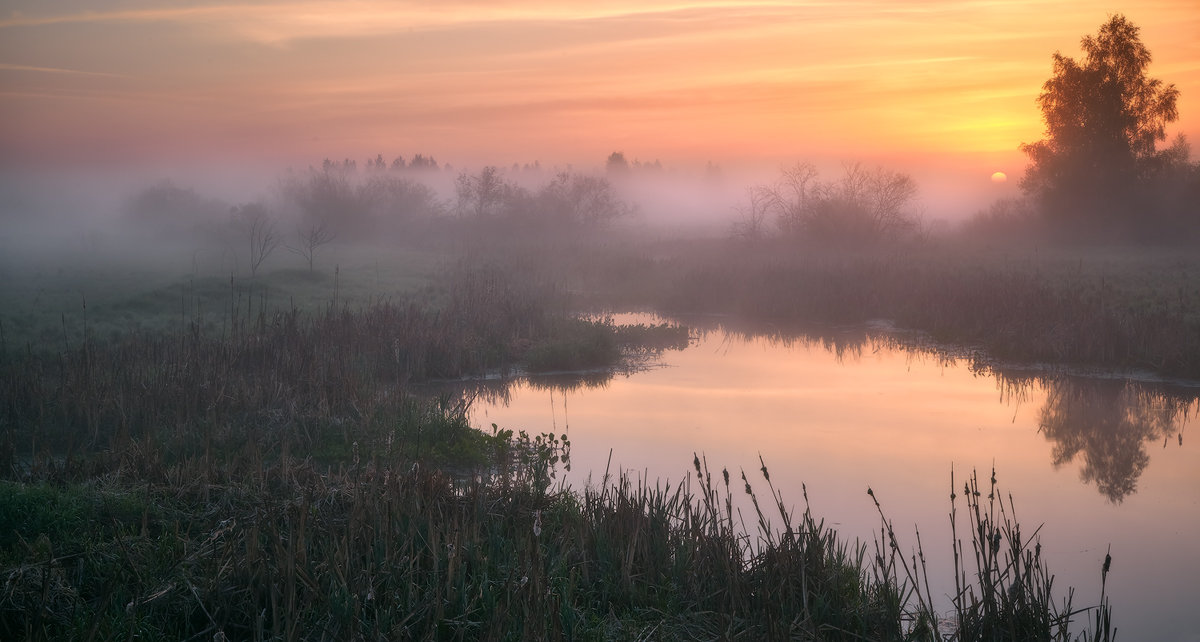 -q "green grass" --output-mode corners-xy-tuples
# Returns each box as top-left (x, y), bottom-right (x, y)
(0, 452), (1113, 641)
(0, 246), (446, 353)
(0, 233), (1134, 640)
(536, 239), (1200, 378)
